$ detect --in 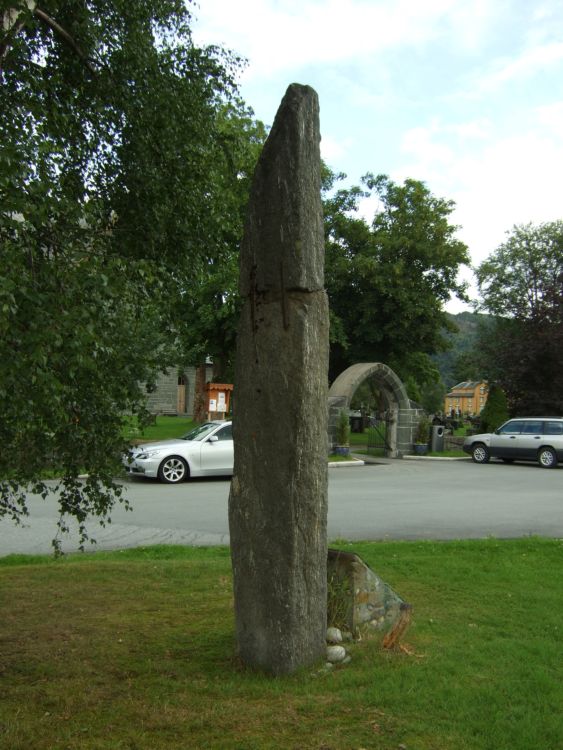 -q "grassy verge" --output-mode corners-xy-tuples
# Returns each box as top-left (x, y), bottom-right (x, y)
(123, 415), (197, 443)
(1, 539), (561, 750)
(328, 454), (364, 463)
(328, 453), (349, 462)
